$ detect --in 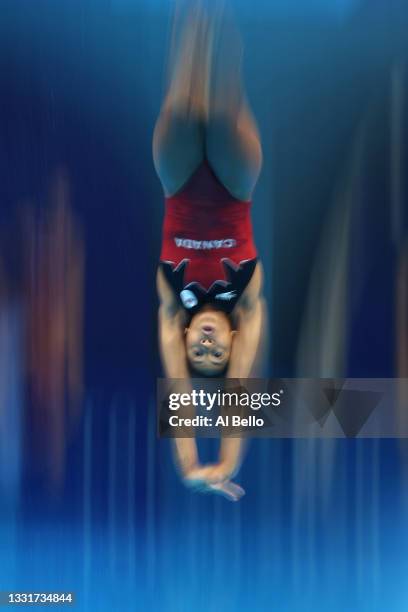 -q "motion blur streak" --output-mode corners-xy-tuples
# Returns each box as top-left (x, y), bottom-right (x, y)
(0, 169), (84, 493)
(24, 170), (84, 492)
